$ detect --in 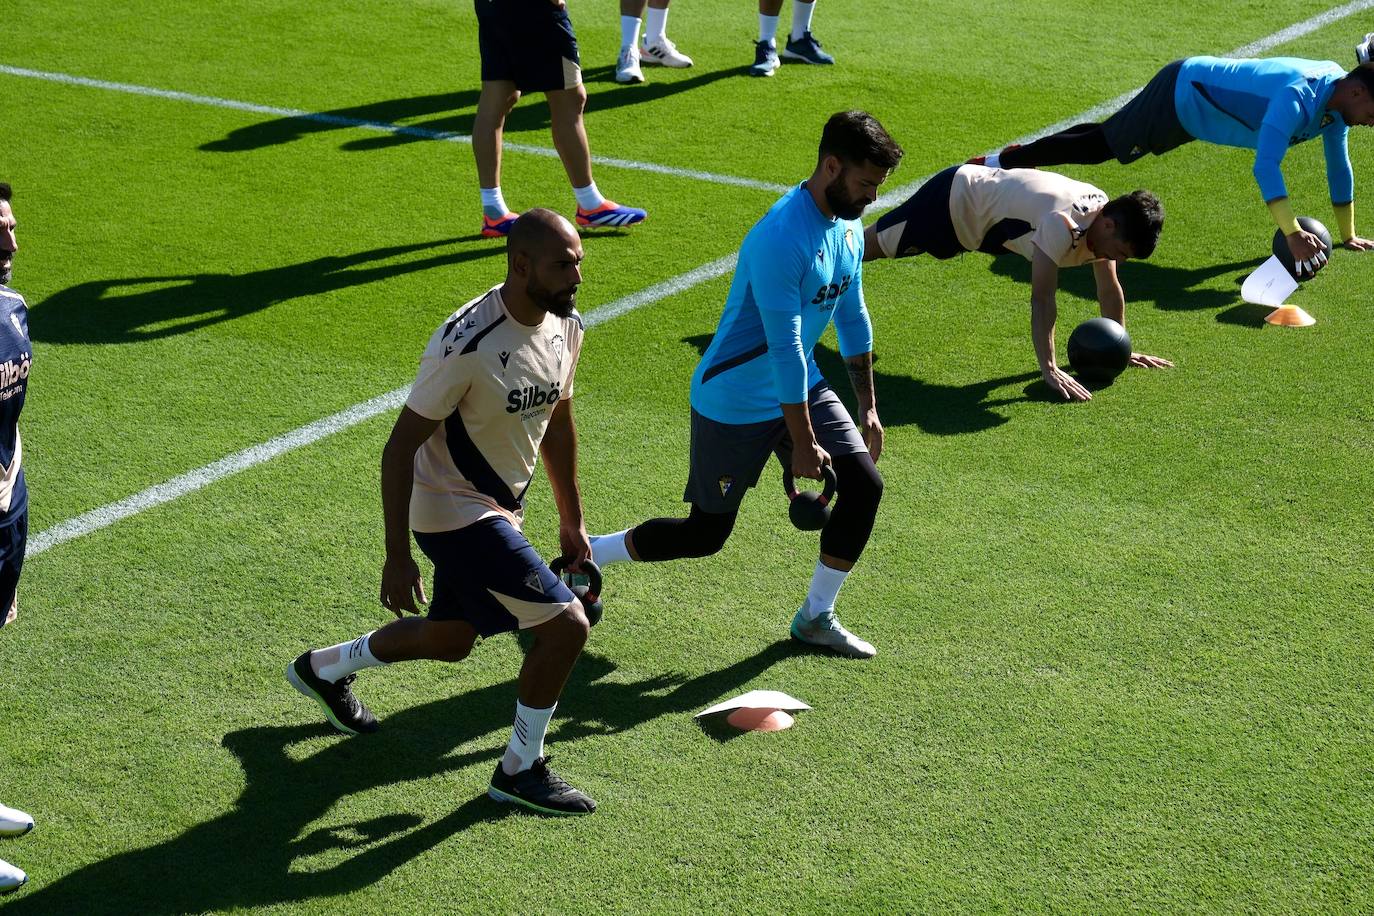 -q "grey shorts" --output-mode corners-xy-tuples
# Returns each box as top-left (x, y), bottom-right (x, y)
(684, 382), (867, 513)
(1101, 59), (1193, 163)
